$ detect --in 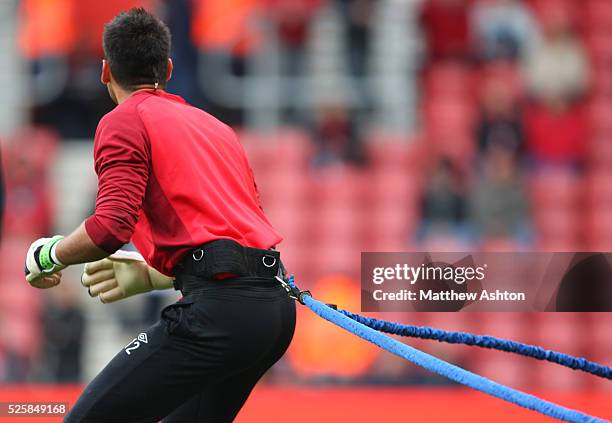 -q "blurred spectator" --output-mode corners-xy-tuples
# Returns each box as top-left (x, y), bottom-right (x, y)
(191, 0), (259, 56)
(0, 149), (4, 244)
(471, 0), (539, 62)
(31, 54), (116, 139)
(165, 0), (206, 108)
(22, 0), (151, 138)
(476, 77), (524, 156)
(524, 1), (588, 106)
(420, 0), (471, 63)
(337, 0), (375, 78)
(19, 0), (75, 135)
(266, 0), (320, 73)
(41, 284), (84, 382)
(469, 145), (531, 242)
(191, 0), (261, 125)
(0, 128), (57, 382)
(418, 157), (469, 241)
(3, 128), (57, 238)
(524, 101), (587, 169)
(312, 103), (364, 166)
(18, 0), (76, 61)
(265, 0), (322, 124)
